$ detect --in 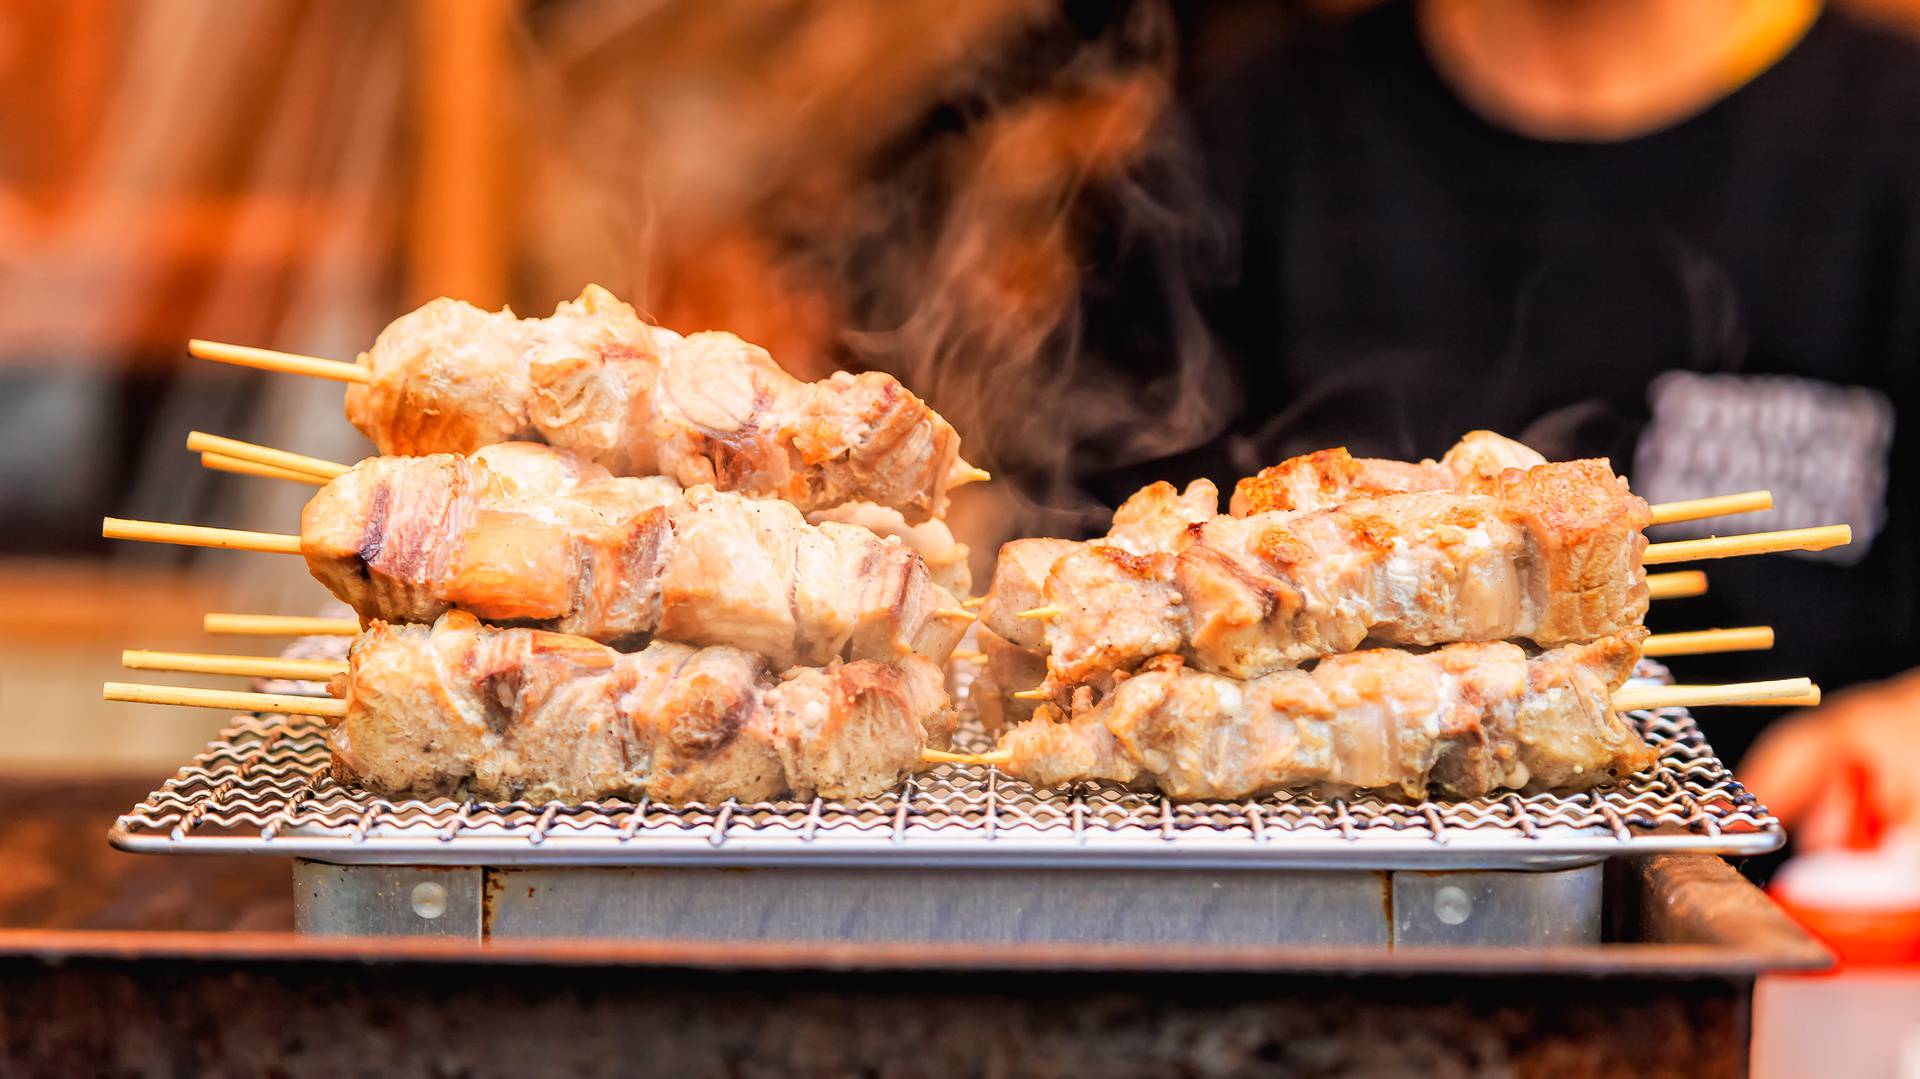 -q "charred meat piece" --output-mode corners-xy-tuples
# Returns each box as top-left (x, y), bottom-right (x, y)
(330, 611), (954, 803)
(995, 632), (1653, 800)
(345, 285), (977, 522)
